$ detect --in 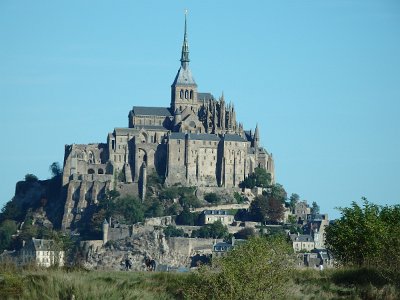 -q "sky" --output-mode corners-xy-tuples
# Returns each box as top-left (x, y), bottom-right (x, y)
(0, 1), (399, 219)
